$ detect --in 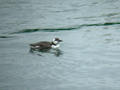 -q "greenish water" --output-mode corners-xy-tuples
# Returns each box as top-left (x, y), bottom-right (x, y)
(0, 0), (120, 90)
